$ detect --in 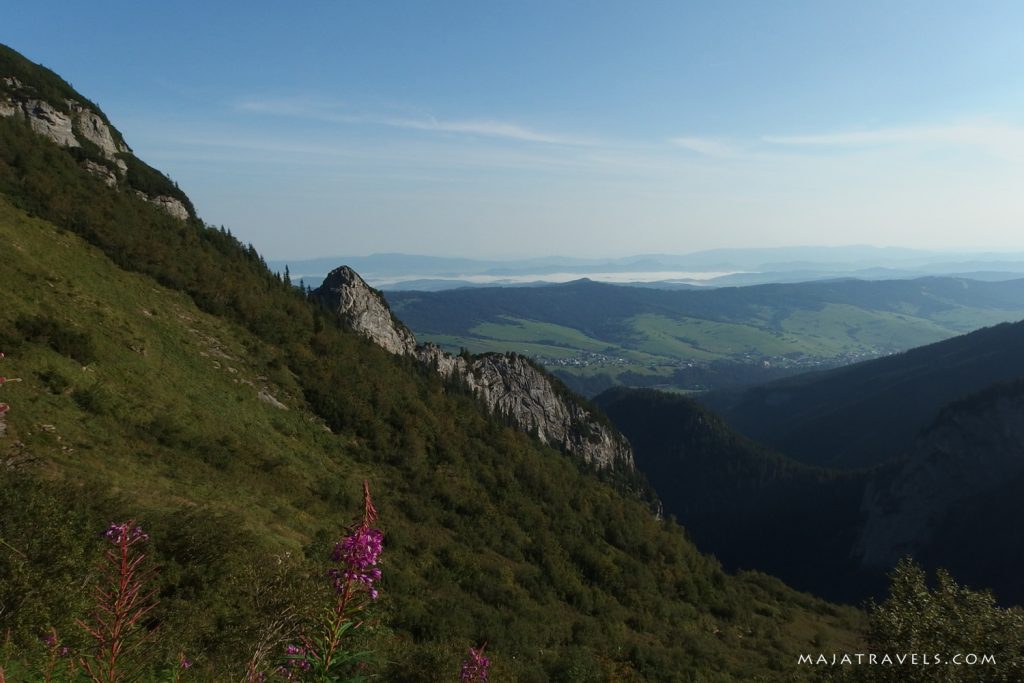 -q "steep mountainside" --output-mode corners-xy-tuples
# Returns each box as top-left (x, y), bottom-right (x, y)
(315, 266), (635, 471)
(600, 377), (1024, 605)
(596, 388), (878, 603)
(709, 320), (1024, 468)
(857, 380), (1024, 603)
(0, 42), (862, 681)
(385, 276), (1024, 396)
